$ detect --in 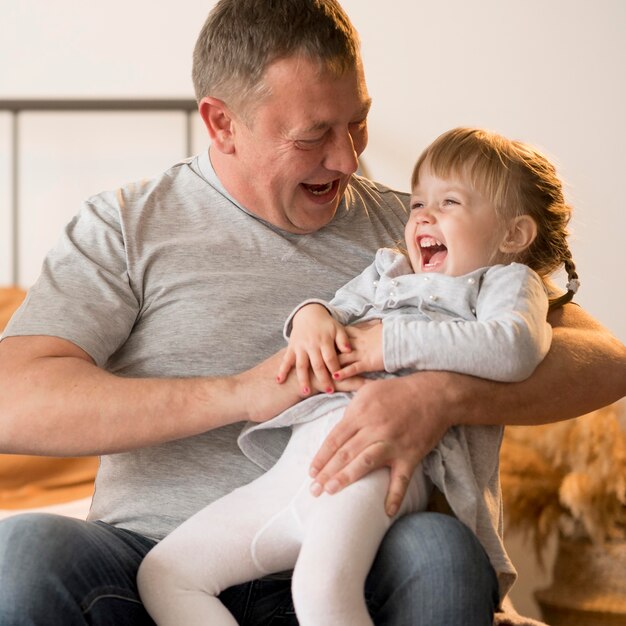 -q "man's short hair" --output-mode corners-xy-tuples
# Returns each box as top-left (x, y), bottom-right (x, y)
(192, 0), (361, 115)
